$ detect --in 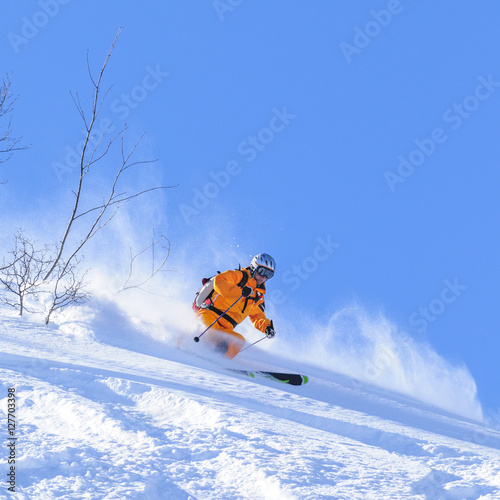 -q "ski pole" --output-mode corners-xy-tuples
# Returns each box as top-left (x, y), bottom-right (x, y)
(194, 295), (243, 342)
(239, 335), (267, 353)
